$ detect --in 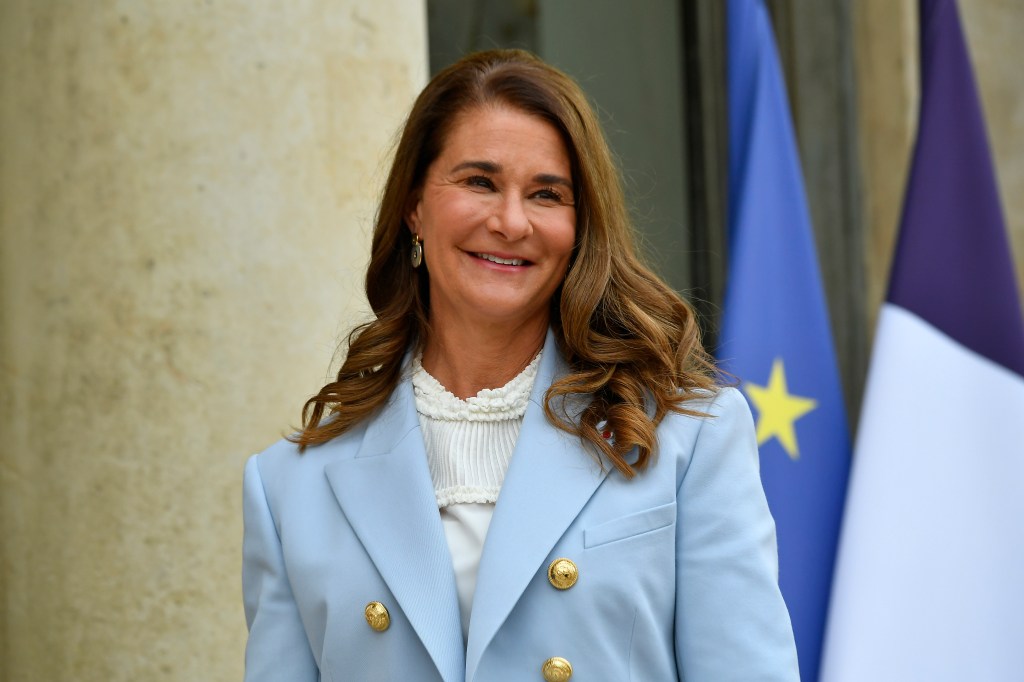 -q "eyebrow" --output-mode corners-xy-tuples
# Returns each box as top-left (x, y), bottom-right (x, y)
(450, 161), (574, 191)
(451, 160), (500, 174)
(535, 174), (574, 192)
